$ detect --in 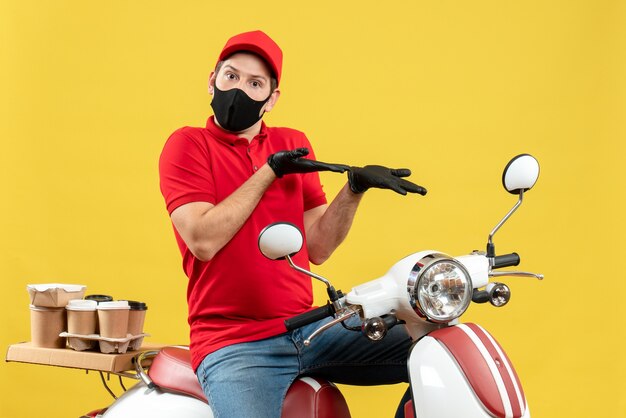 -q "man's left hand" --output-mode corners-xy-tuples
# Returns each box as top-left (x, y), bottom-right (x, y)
(347, 165), (427, 196)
